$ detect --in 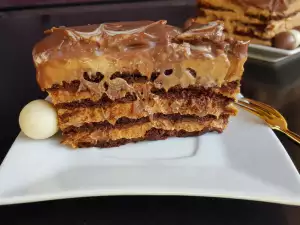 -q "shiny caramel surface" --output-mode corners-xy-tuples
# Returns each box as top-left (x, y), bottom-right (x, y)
(33, 20), (248, 91)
